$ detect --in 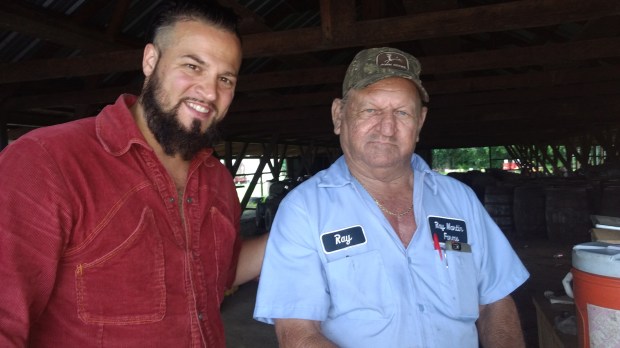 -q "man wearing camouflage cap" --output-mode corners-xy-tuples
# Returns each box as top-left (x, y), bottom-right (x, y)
(254, 47), (529, 347)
